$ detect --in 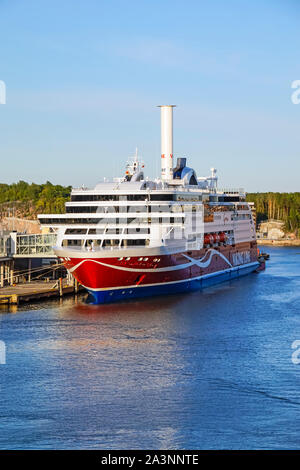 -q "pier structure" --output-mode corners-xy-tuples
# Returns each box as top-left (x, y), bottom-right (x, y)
(0, 279), (81, 305)
(0, 230), (81, 304)
(0, 231), (58, 286)
(0, 257), (14, 288)
(0, 231), (16, 288)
